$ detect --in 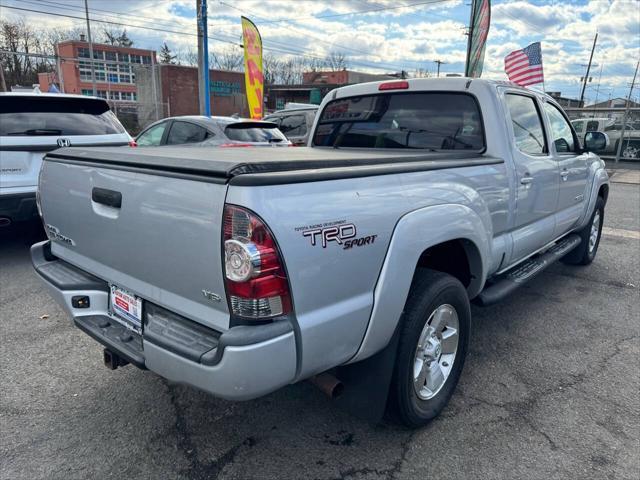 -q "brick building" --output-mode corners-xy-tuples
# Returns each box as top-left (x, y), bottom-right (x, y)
(38, 38), (156, 101)
(265, 70), (399, 112)
(301, 70), (397, 85)
(135, 64), (248, 123)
